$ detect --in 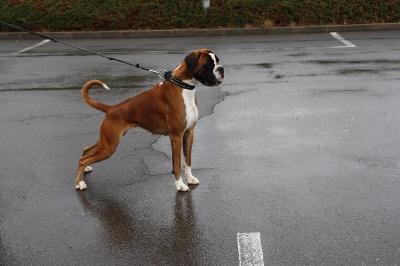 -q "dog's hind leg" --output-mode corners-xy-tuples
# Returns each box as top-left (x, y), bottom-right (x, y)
(81, 141), (99, 173)
(82, 141), (99, 156)
(75, 119), (131, 190)
(75, 148), (115, 190)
